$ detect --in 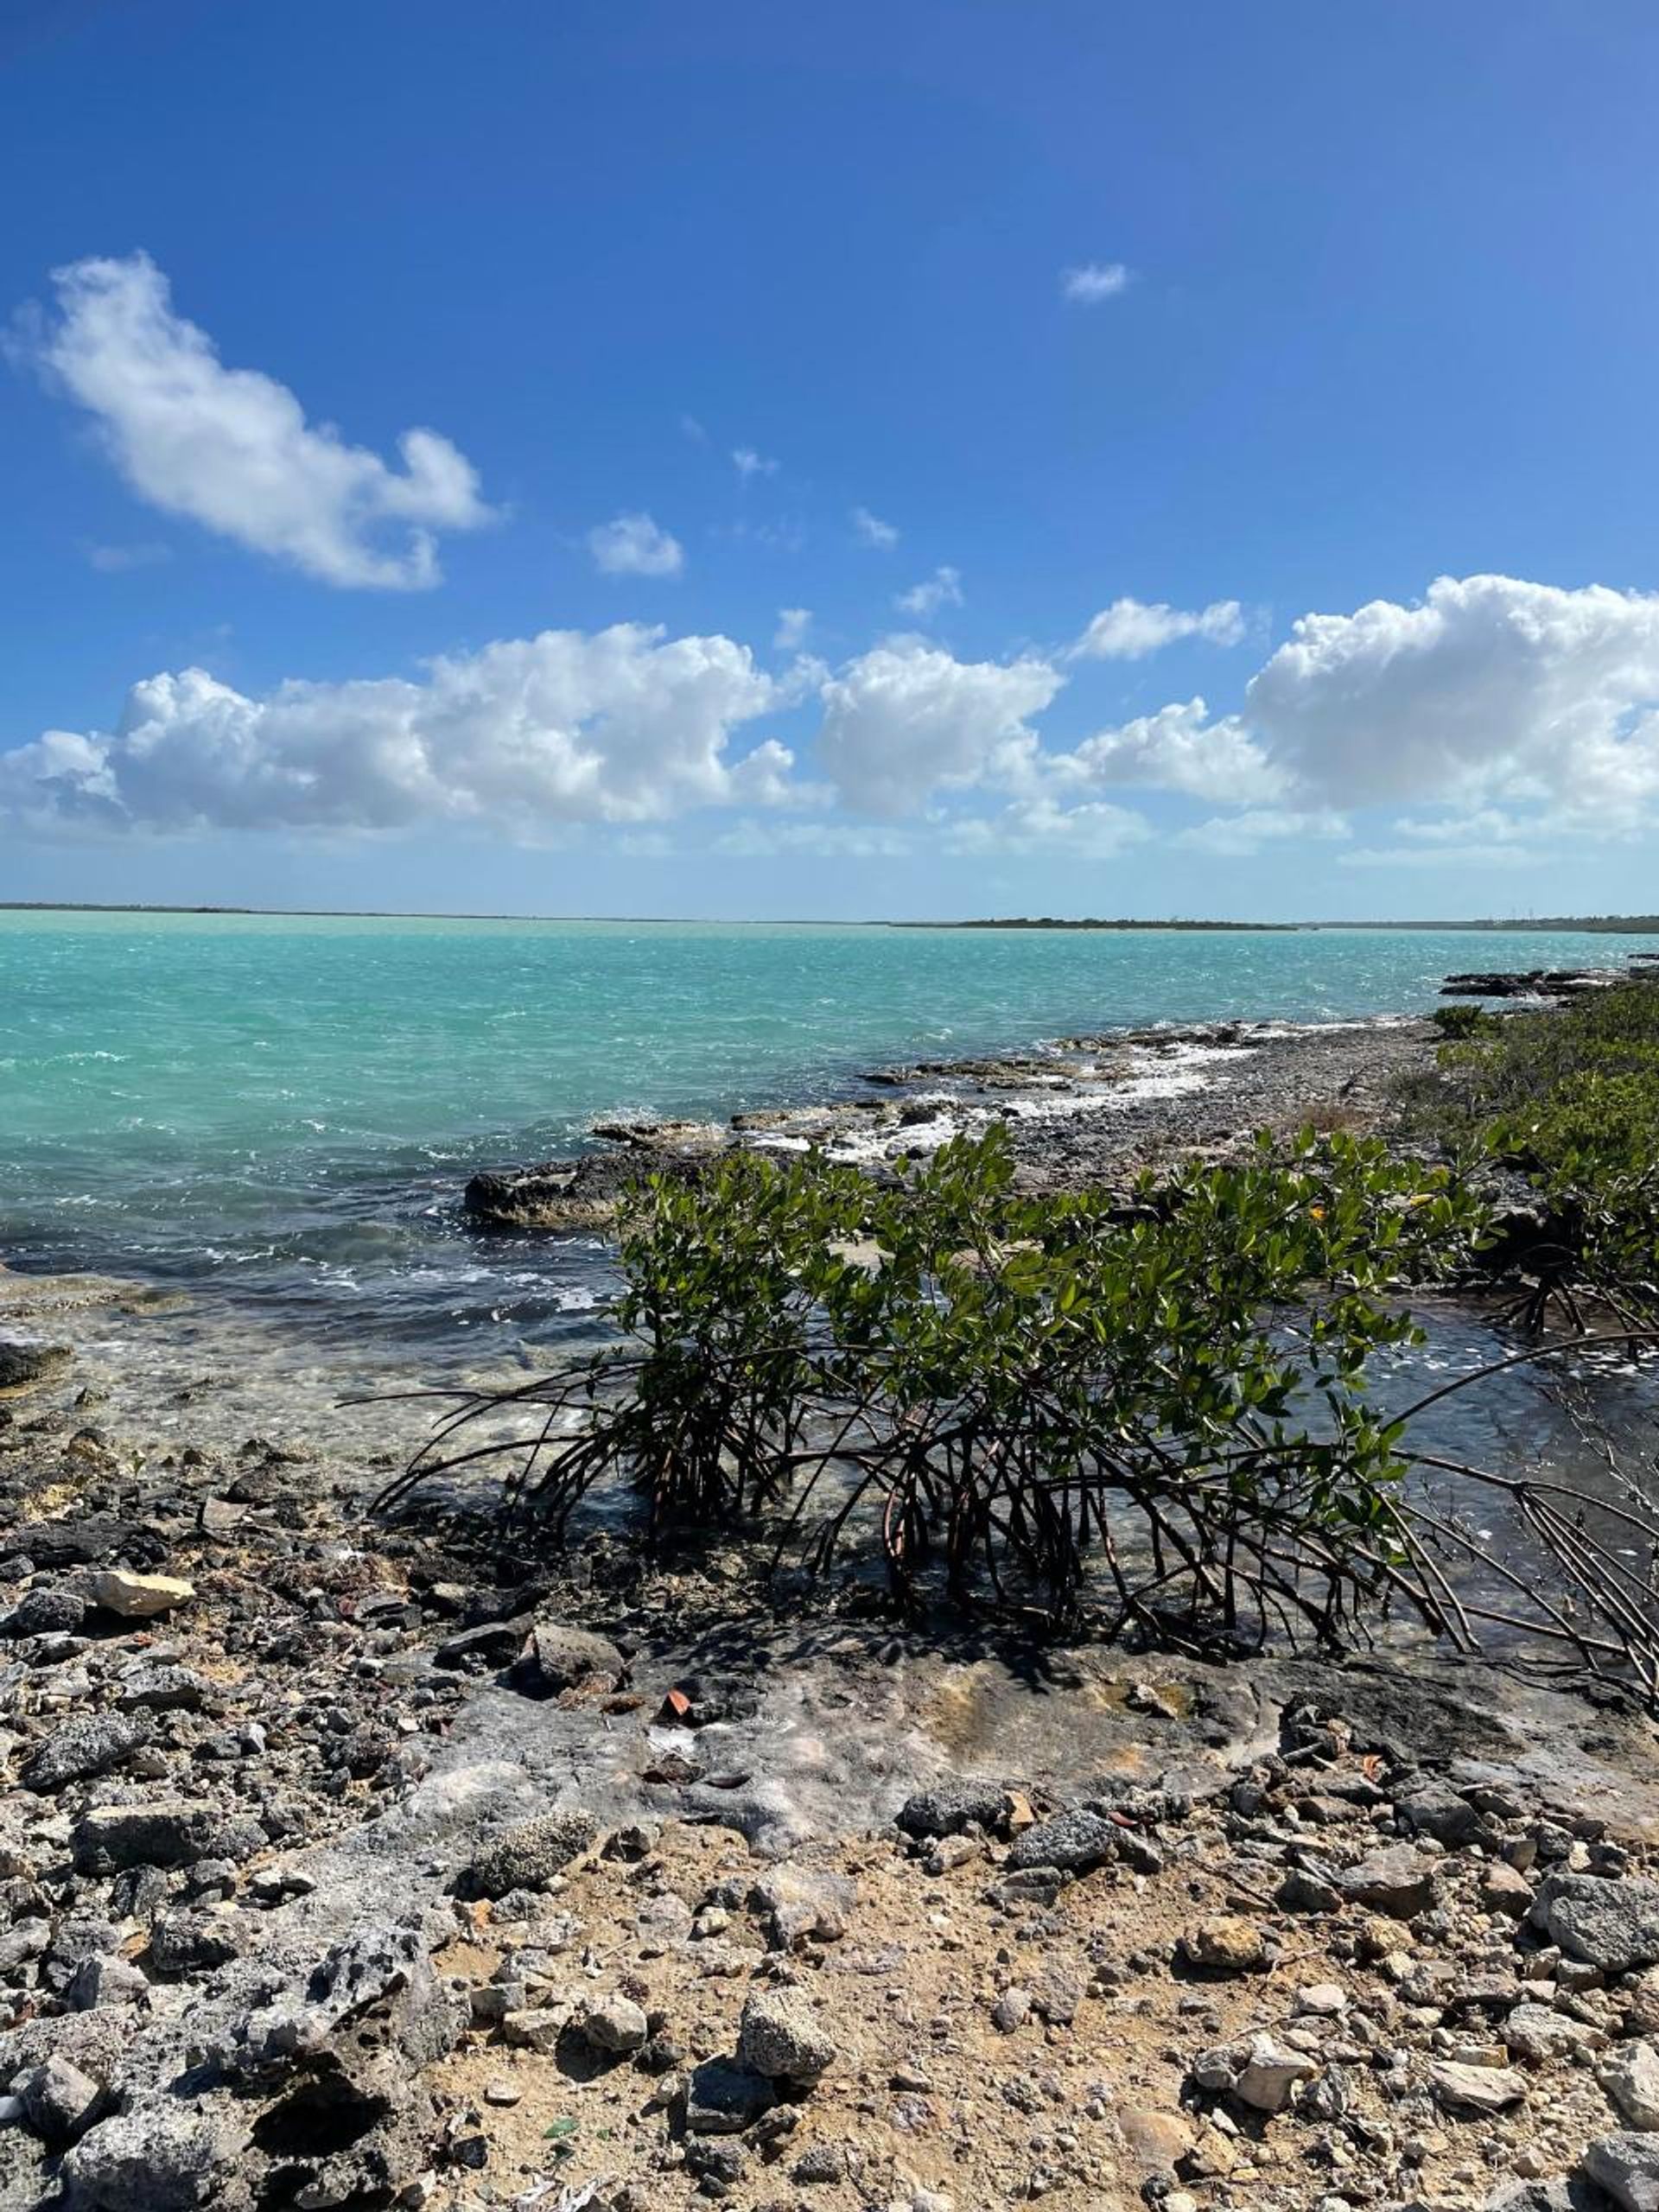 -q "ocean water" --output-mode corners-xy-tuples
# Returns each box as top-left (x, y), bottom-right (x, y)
(2, 911), (1655, 1368)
